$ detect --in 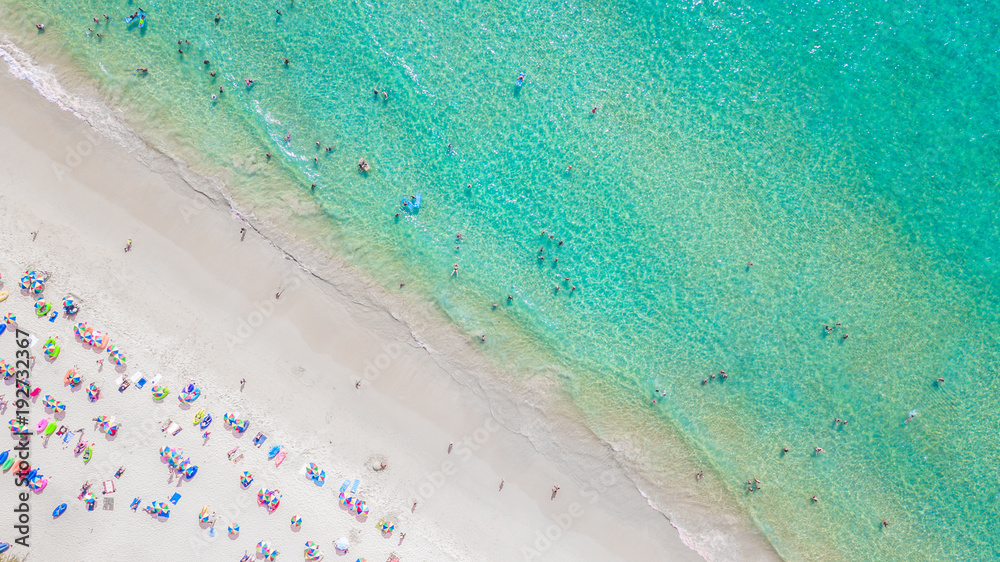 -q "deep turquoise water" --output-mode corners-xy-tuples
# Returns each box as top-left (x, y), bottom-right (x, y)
(2, 0), (998, 558)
